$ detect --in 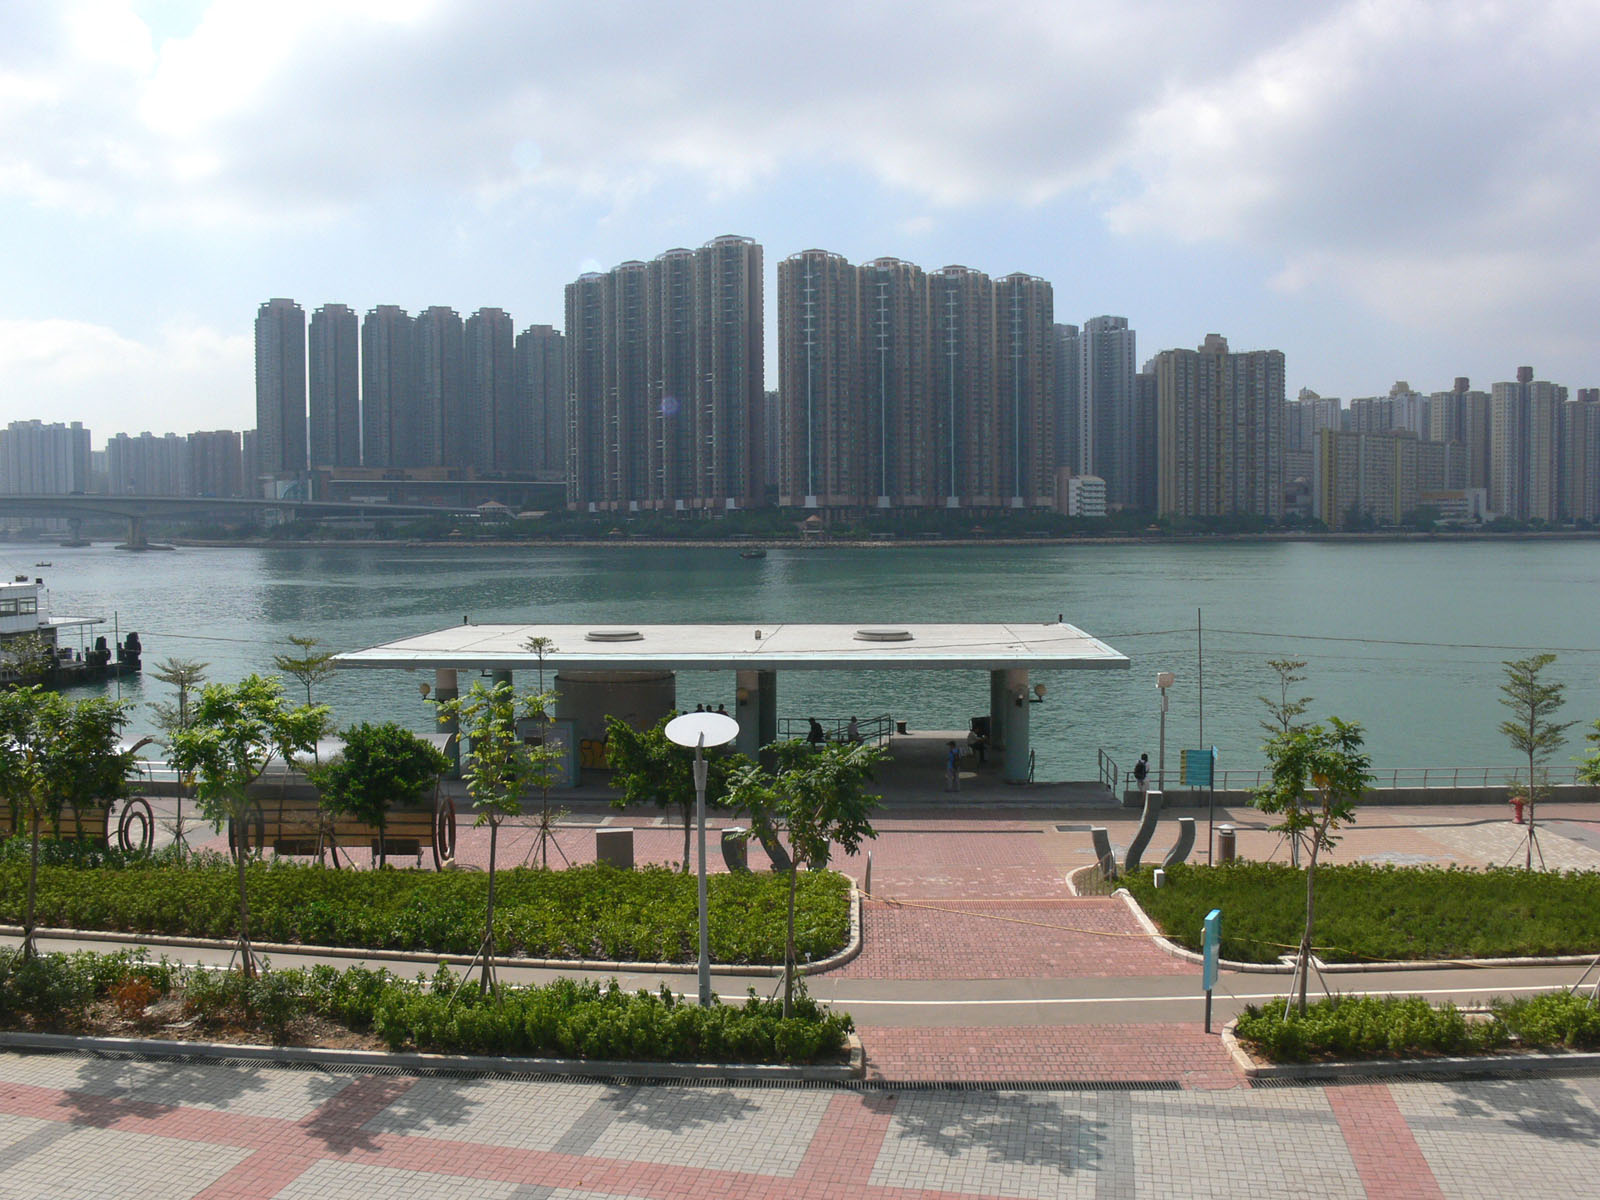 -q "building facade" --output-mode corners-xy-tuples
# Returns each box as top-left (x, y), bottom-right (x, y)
(308, 303), (360, 469)
(254, 298), (307, 479)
